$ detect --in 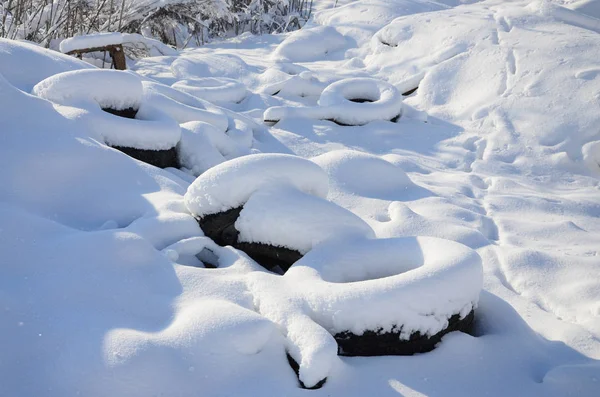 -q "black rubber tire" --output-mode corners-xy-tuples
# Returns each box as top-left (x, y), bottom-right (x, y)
(102, 107), (138, 119)
(197, 207), (303, 273)
(112, 145), (180, 169)
(286, 353), (327, 390)
(334, 310), (475, 356)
